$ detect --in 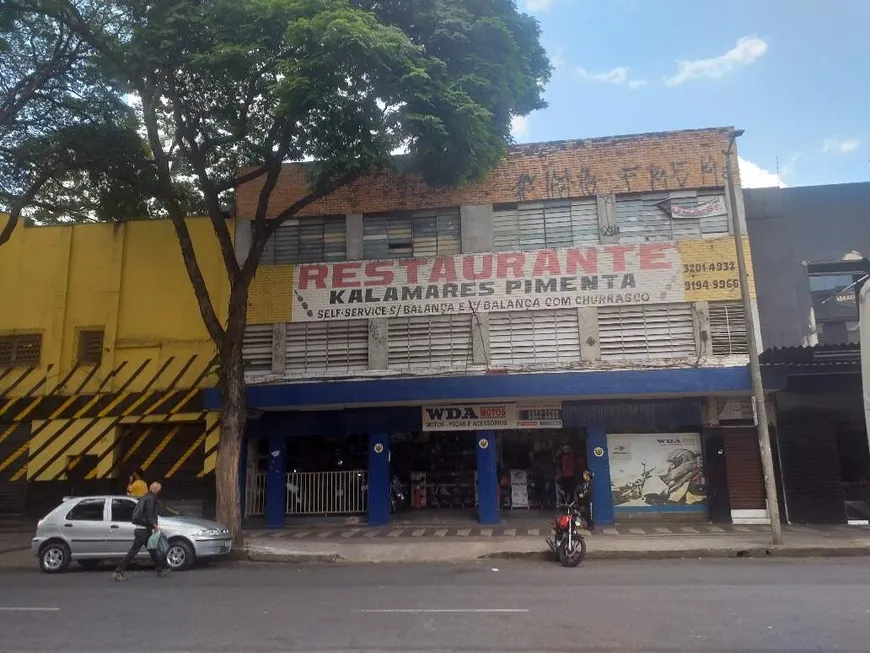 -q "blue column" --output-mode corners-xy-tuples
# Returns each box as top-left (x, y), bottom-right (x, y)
(476, 431), (499, 525)
(265, 433), (286, 529)
(368, 433), (390, 527)
(586, 426), (615, 526)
